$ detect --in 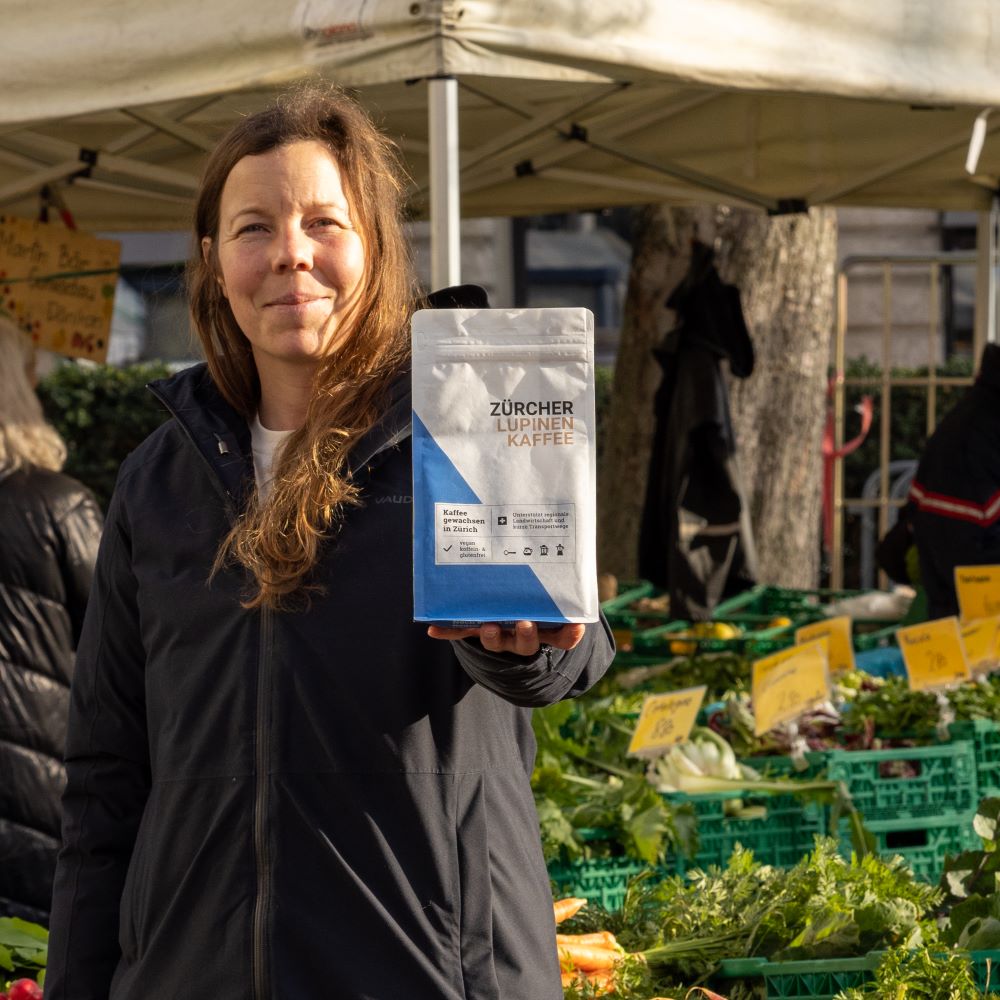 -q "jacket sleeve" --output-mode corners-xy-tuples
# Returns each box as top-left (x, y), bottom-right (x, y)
(45, 484), (150, 1000)
(55, 489), (104, 647)
(450, 613), (615, 707)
